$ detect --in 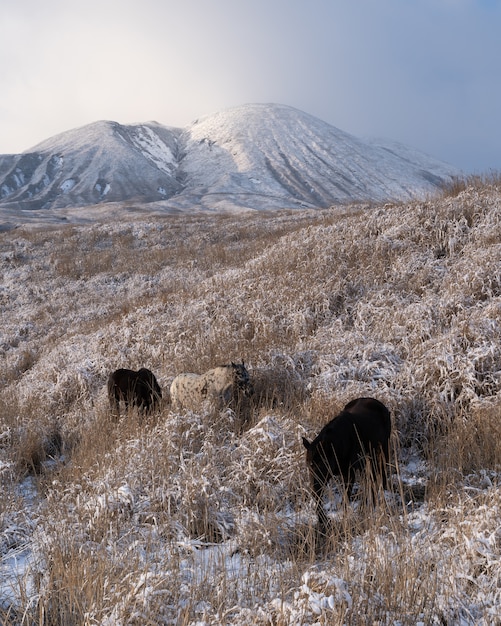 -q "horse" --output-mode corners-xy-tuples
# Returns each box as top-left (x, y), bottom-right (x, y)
(170, 361), (253, 411)
(302, 397), (391, 532)
(107, 368), (162, 416)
